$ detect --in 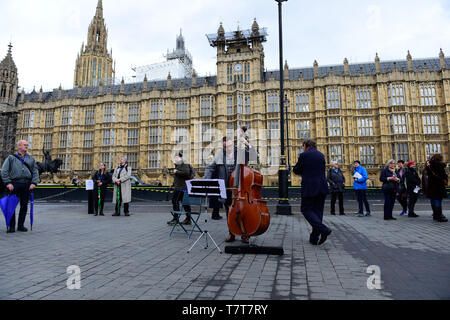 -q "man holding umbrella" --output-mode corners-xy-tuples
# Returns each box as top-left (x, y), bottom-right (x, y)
(1, 140), (39, 233)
